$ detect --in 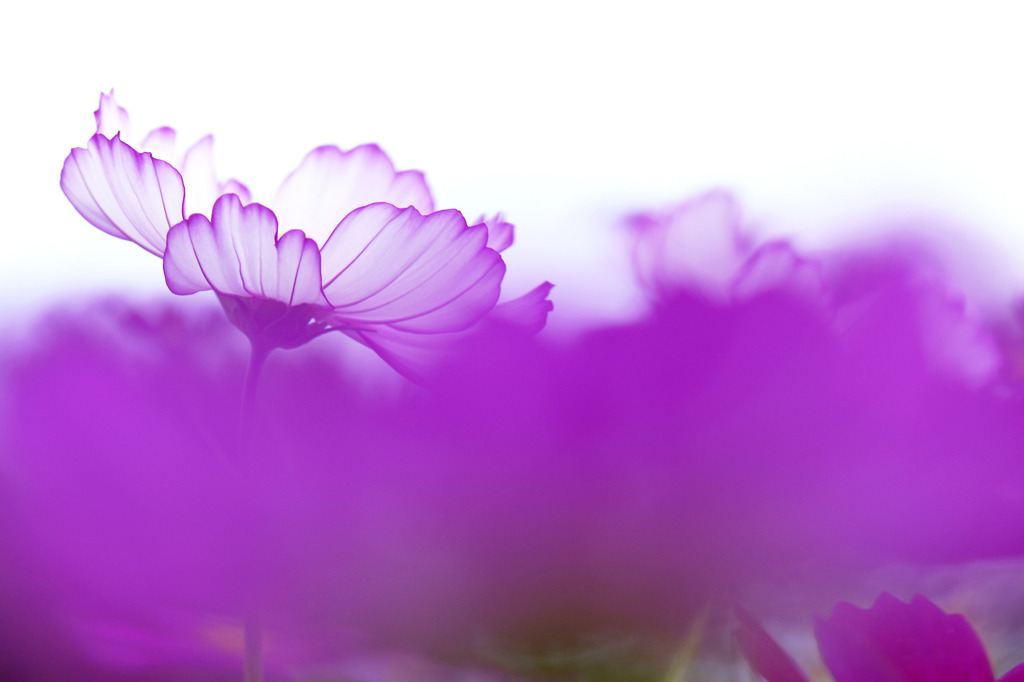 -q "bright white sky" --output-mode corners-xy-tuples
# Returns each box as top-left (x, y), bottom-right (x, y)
(3, 0), (1024, 323)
